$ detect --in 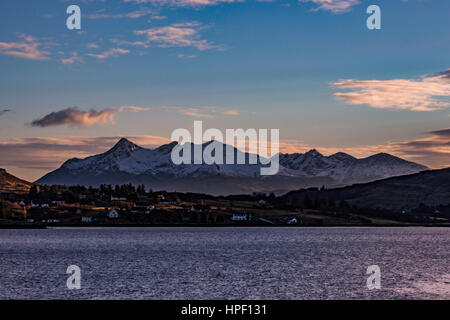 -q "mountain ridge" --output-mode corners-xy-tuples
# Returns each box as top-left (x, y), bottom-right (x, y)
(35, 138), (428, 195)
(281, 167), (450, 211)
